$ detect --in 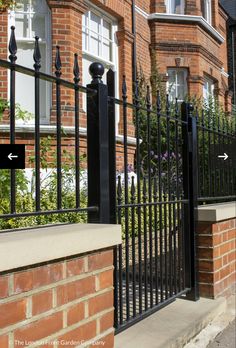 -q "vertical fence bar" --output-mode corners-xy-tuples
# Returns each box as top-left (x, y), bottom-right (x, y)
(207, 109), (212, 197)
(9, 26), (17, 214)
(143, 177), (148, 309)
(122, 75), (130, 321)
(87, 62), (112, 223)
(117, 176), (123, 325)
(107, 68), (118, 327)
(33, 36), (41, 211)
(131, 176), (136, 316)
(181, 102), (199, 300)
(134, 80), (143, 314)
(55, 46), (62, 210)
(153, 176), (159, 303)
(166, 95), (173, 298)
(201, 110), (206, 197)
(146, 86), (153, 307)
(73, 53), (80, 208)
(157, 91), (163, 302)
(174, 99), (179, 294)
(107, 69), (117, 224)
(181, 102), (191, 291)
